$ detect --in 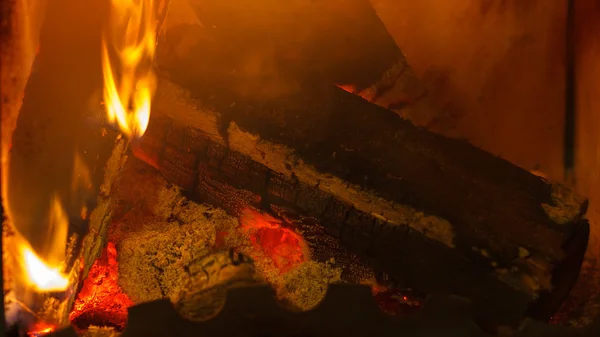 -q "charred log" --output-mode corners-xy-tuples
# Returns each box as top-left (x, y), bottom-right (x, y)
(158, 0), (436, 120)
(132, 77), (589, 328)
(161, 0), (395, 87)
